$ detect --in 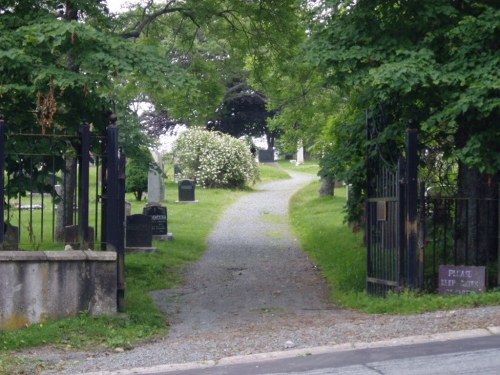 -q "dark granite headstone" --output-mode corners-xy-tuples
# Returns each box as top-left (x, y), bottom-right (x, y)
(142, 205), (168, 236)
(1, 223), (19, 250)
(178, 179), (195, 202)
(126, 214), (152, 248)
(64, 225), (95, 250)
(258, 149), (274, 162)
(439, 265), (487, 295)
